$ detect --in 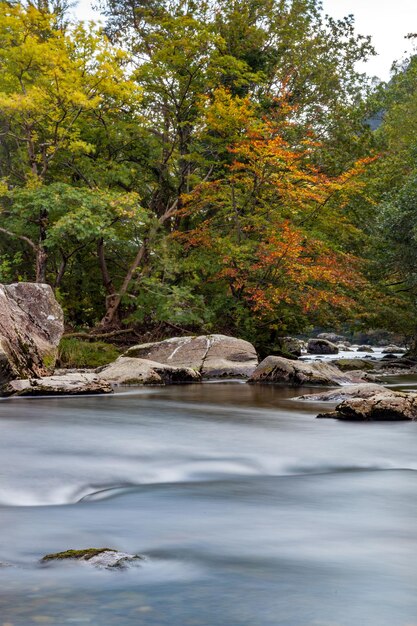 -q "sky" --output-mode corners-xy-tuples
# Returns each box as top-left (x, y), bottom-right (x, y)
(73, 0), (417, 81)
